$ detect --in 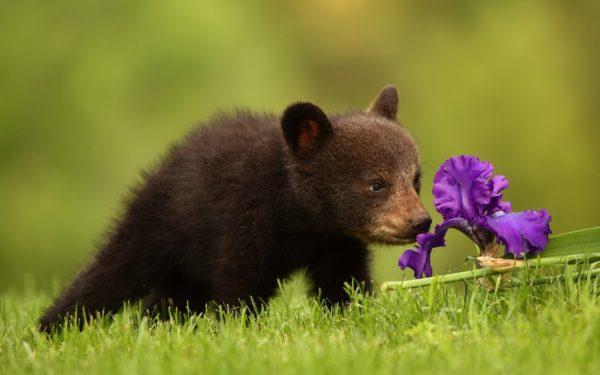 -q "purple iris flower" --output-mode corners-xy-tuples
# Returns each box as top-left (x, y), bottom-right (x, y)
(399, 155), (552, 279)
